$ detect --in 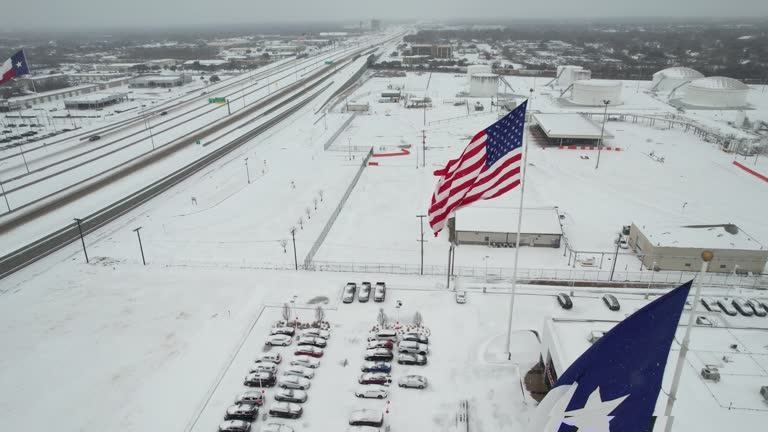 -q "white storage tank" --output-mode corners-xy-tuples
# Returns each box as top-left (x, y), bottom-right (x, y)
(466, 64), (492, 84)
(682, 76), (748, 109)
(557, 65), (591, 88)
(571, 80), (622, 106)
(651, 67), (704, 92)
(469, 73), (499, 98)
